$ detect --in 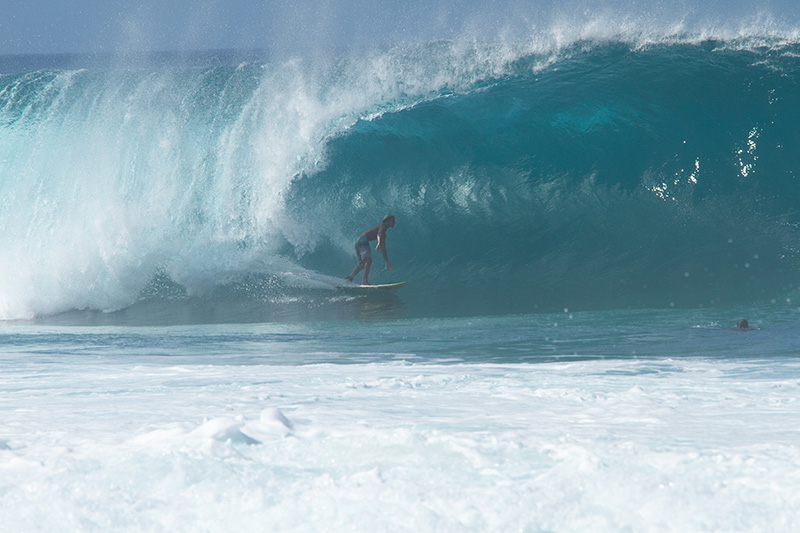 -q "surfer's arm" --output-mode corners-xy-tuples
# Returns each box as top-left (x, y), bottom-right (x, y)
(376, 233), (392, 270)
